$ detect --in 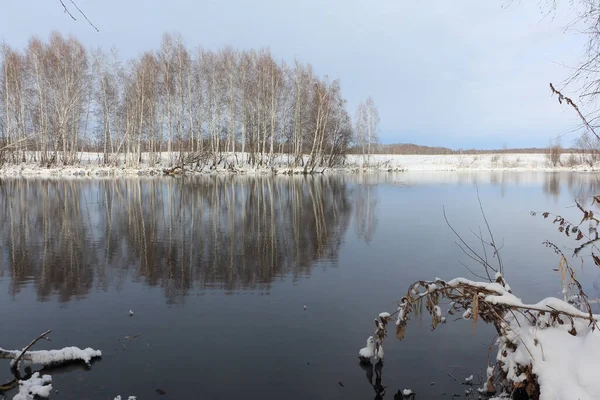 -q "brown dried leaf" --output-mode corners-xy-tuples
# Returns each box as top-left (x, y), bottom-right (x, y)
(576, 231), (584, 241)
(472, 293), (479, 334)
(395, 323), (406, 341)
(569, 326), (577, 336)
(592, 253), (600, 267)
